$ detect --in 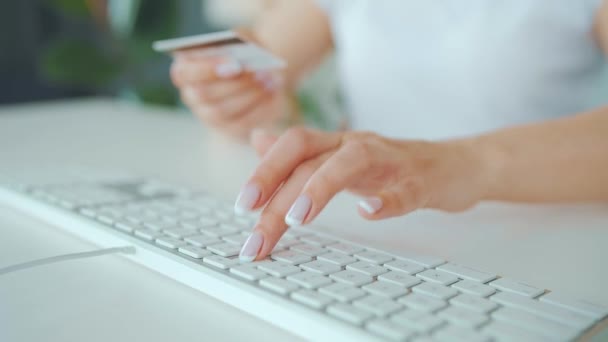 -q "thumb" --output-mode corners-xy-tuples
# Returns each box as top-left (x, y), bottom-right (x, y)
(250, 129), (278, 157)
